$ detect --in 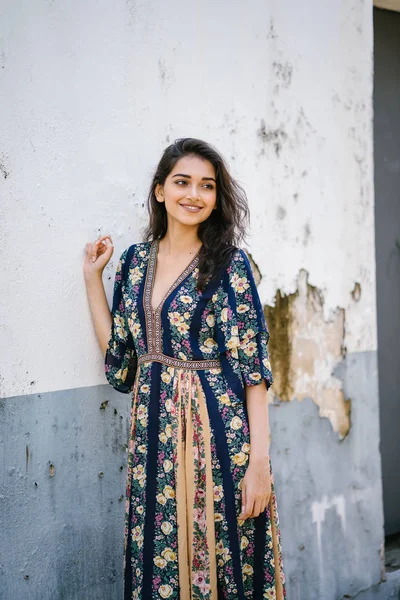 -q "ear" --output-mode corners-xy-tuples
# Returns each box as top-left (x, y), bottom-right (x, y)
(155, 183), (164, 203)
